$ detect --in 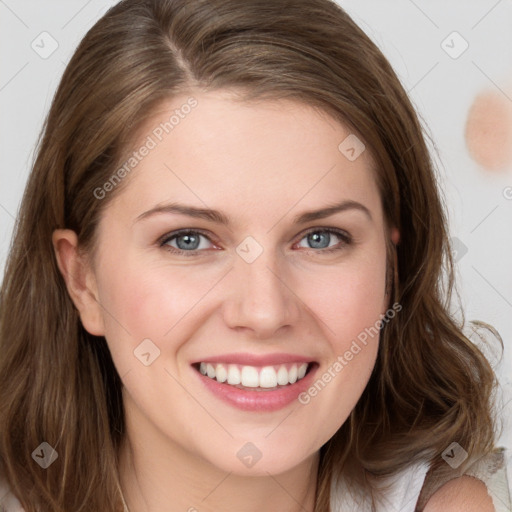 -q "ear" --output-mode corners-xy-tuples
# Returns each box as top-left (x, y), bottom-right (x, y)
(390, 226), (400, 246)
(52, 229), (105, 336)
